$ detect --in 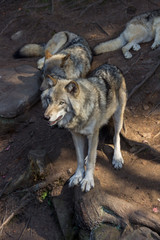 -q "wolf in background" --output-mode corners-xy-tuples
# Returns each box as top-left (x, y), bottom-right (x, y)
(42, 64), (127, 192)
(94, 9), (160, 59)
(14, 31), (92, 91)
